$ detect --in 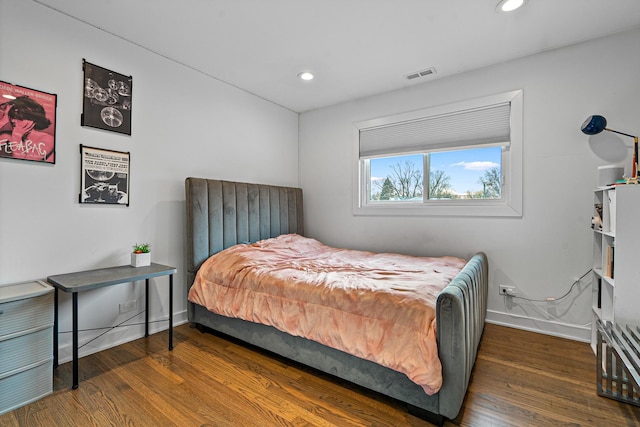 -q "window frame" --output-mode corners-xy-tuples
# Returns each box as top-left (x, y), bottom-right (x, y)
(353, 90), (523, 217)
